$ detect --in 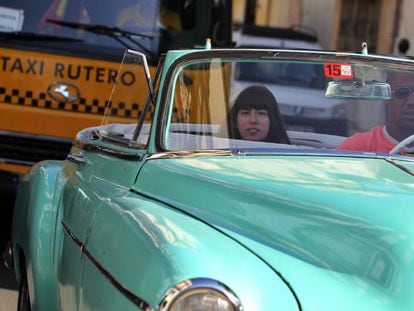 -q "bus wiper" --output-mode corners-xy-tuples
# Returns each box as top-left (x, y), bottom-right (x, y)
(46, 19), (157, 62)
(0, 31), (83, 42)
